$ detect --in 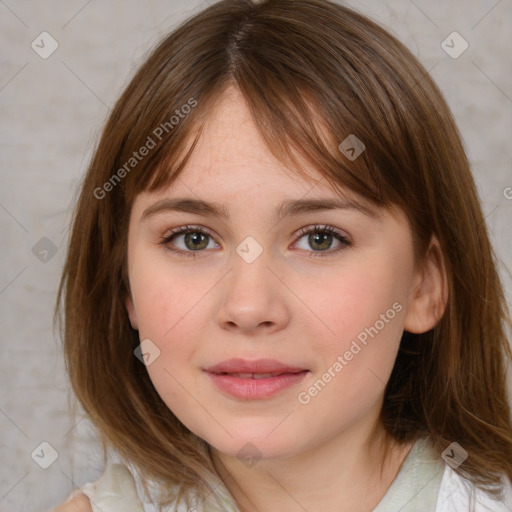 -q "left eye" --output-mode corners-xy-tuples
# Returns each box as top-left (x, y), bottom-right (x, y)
(293, 225), (351, 257)
(160, 224), (351, 258)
